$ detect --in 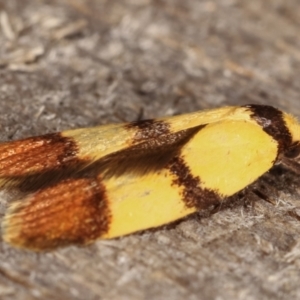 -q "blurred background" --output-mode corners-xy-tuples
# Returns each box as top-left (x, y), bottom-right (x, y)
(0, 1), (300, 299)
